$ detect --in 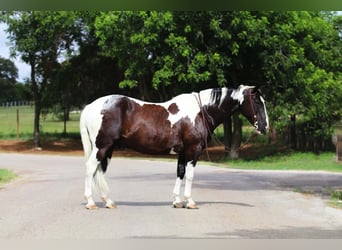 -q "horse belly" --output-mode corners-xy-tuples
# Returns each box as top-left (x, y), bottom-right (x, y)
(123, 127), (179, 155)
